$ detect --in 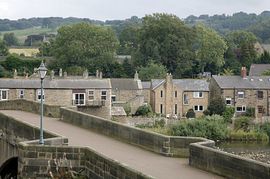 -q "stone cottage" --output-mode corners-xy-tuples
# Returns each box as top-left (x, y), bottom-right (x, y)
(0, 78), (112, 118)
(150, 74), (209, 118)
(210, 67), (270, 120)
